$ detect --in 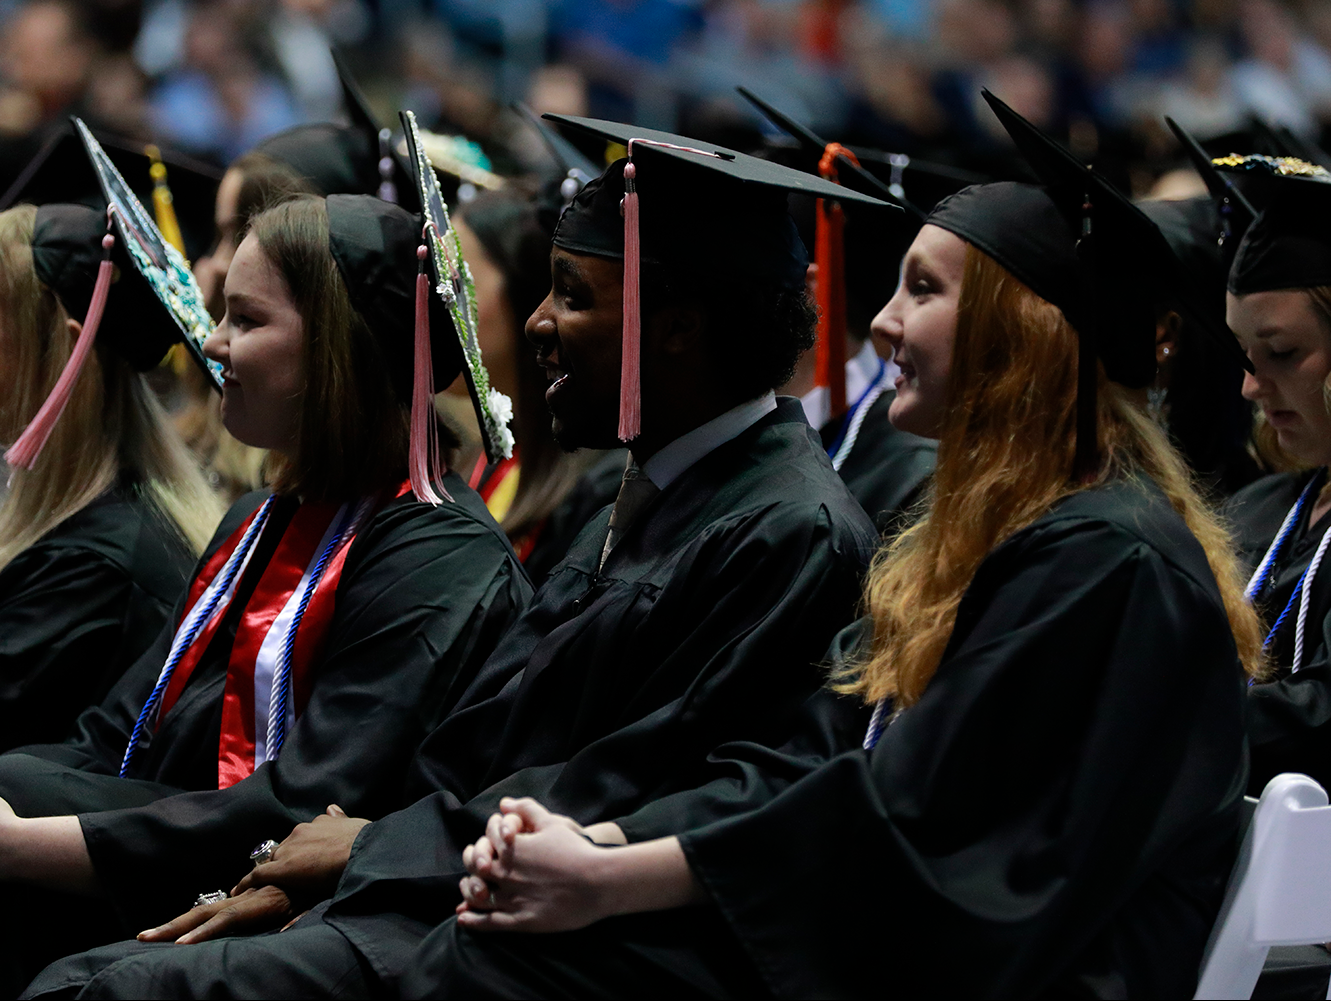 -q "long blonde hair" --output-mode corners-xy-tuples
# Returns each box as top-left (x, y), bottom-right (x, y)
(837, 245), (1266, 707)
(0, 205), (223, 571)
